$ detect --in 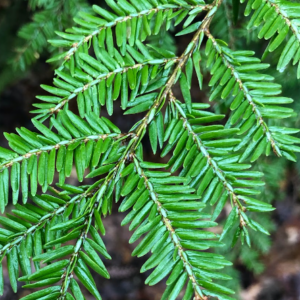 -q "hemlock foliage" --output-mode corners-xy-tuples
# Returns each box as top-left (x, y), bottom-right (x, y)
(0, 0), (300, 299)
(0, 0), (91, 92)
(12, 0), (91, 71)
